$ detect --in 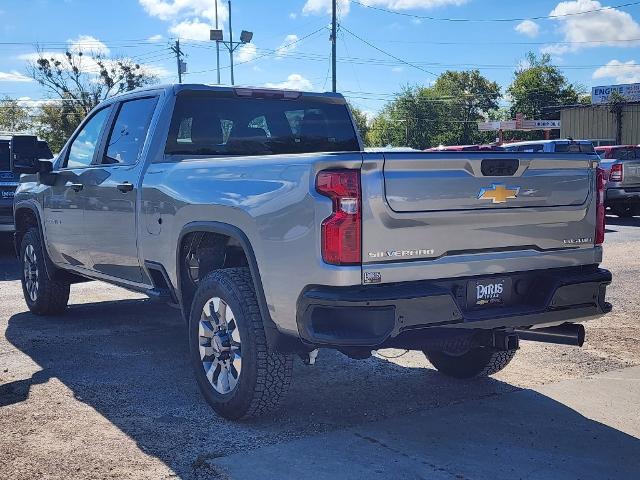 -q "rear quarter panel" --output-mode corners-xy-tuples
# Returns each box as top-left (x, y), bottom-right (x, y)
(139, 152), (364, 334)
